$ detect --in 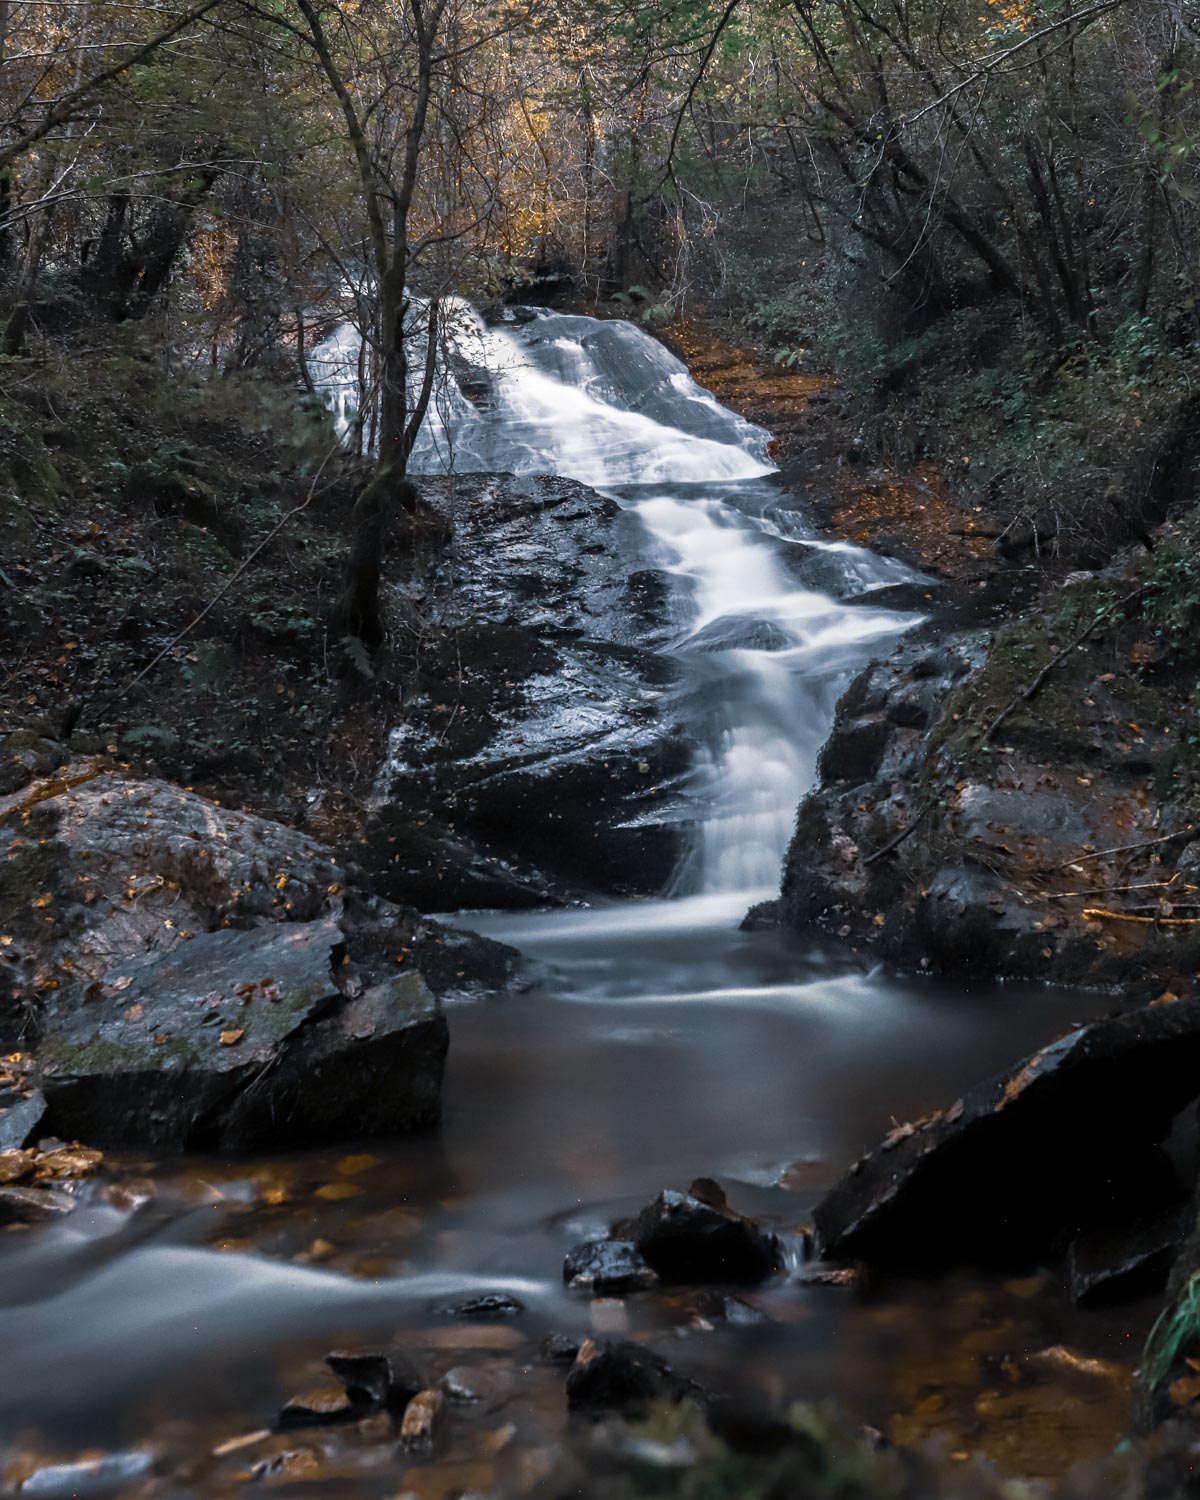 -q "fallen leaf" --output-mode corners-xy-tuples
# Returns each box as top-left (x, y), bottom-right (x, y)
(219, 1028), (245, 1047)
(337, 1154), (379, 1176)
(315, 1181), (362, 1201)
